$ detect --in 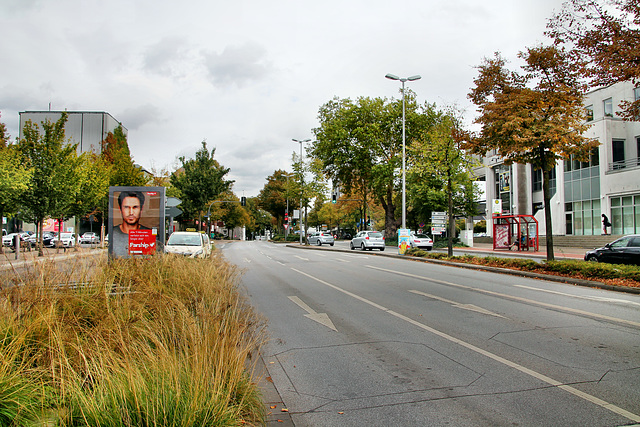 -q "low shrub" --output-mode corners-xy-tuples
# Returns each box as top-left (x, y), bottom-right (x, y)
(404, 249), (640, 287)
